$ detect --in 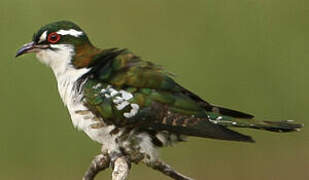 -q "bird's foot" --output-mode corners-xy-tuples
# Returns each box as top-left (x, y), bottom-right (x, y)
(83, 146), (192, 180)
(109, 151), (131, 170)
(83, 152), (131, 180)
